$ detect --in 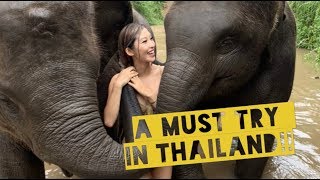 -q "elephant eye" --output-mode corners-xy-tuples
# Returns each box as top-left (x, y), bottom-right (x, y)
(30, 20), (58, 38)
(216, 36), (238, 54)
